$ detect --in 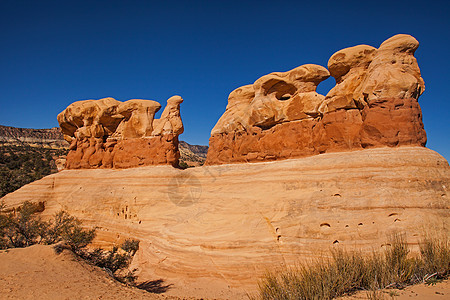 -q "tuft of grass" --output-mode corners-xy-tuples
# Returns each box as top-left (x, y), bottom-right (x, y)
(255, 234), (450, 300)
